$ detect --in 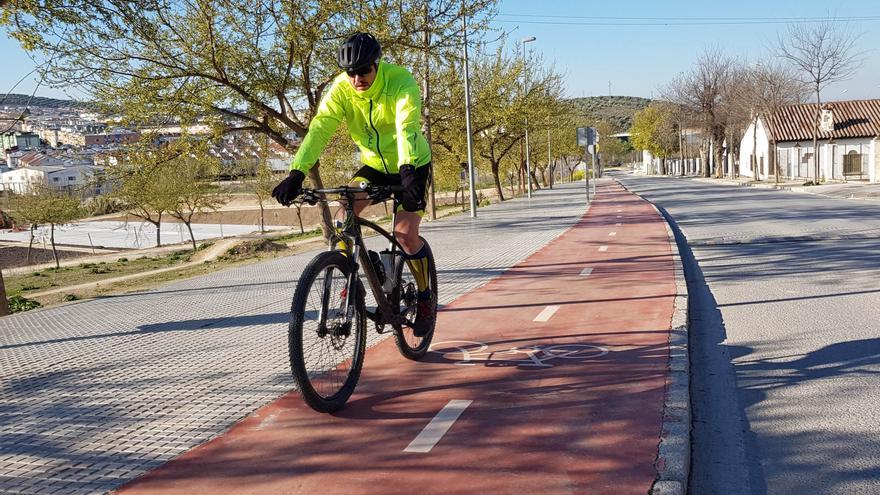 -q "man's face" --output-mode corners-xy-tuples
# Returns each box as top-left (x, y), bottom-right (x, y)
(347, 64), (377, 91)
